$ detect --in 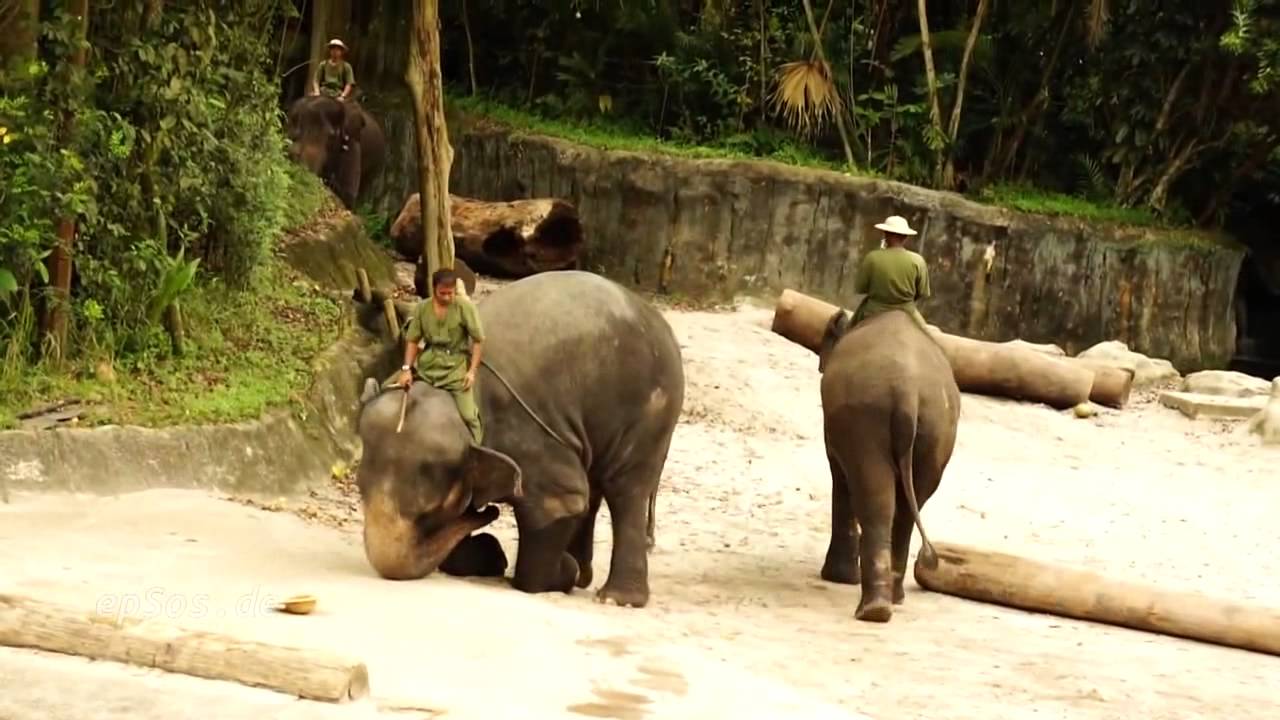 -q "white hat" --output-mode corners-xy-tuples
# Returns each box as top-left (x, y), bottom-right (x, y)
(327, 38), (348, 50)
(874, 215), (917, 236)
